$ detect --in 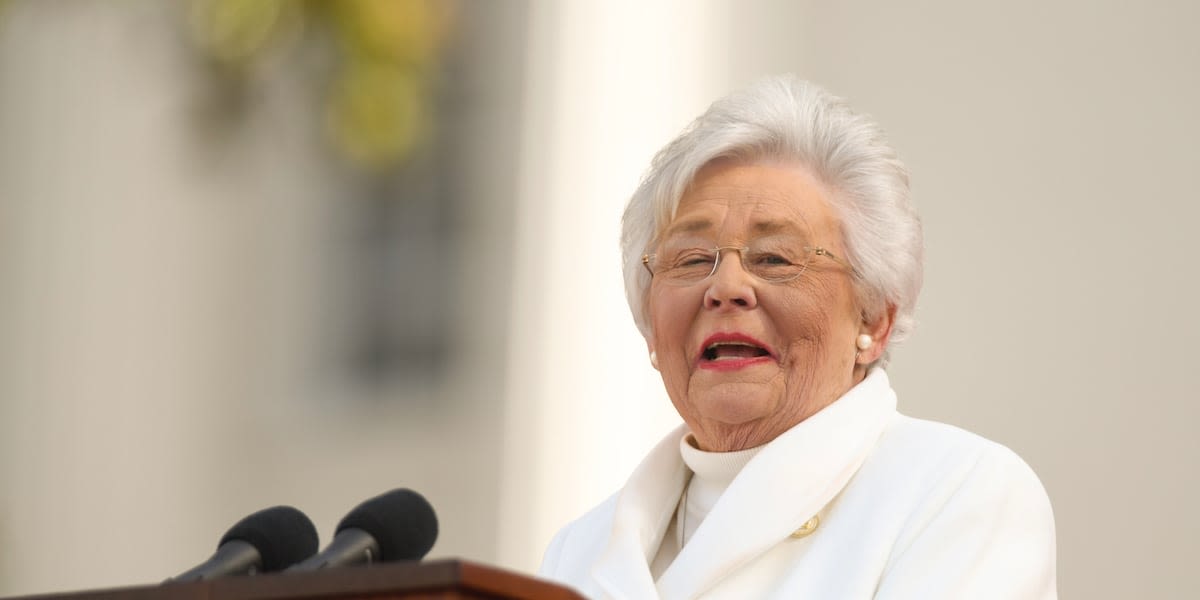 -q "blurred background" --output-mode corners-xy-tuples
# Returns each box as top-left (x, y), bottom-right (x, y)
(0, 0), (1196, 597)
